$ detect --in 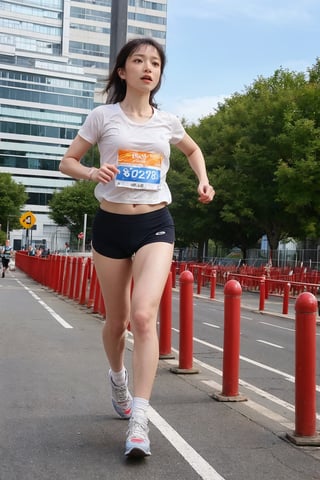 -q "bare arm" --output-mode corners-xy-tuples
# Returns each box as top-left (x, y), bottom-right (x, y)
(59, 135), (119, 183)
(175, 133), (215, 204)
